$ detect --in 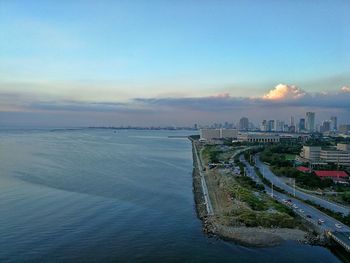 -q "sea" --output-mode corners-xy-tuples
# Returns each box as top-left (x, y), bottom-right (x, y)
(0, 129), (344, 262)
